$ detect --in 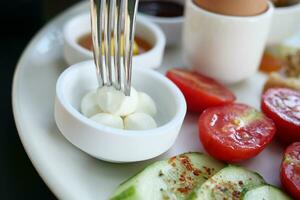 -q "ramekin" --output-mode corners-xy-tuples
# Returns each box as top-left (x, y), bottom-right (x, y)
(63, 13), (166, 69)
